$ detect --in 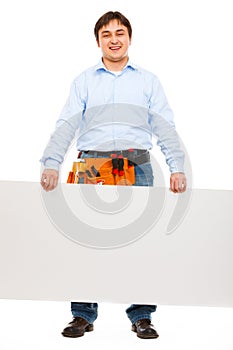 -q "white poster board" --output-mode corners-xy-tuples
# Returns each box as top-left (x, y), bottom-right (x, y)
(0, 181), (232, 307)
